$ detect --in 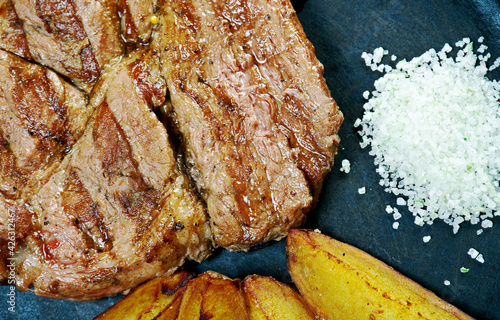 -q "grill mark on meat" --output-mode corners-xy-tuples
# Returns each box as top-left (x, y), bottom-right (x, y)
(131, 60), (154, 108)
(35, 0), (100, 82)
(35, 0), (86, 41)
(178, 82), (242, 146)
(10, 65), (69, 147)
(116, 189), (160, 219)
(71, 0), (124, 69)
(118, 0), (155, 50)
(61, 169), (112, 252)
(0, 0), (31, 58)
(0, 49), (89, 203)
(79, 45), (100, 79)
(156, 0), (342, 248)
(93, 102), (142, 182)
(0, 195), (32, 245)
(213, 0), (250, 33)
(85, 266), (120, 284)
(92, 102), (161, 219)
(118, 0), (138, 45)
(129, 59), (166, 109)
(171, 0), (198, 35)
